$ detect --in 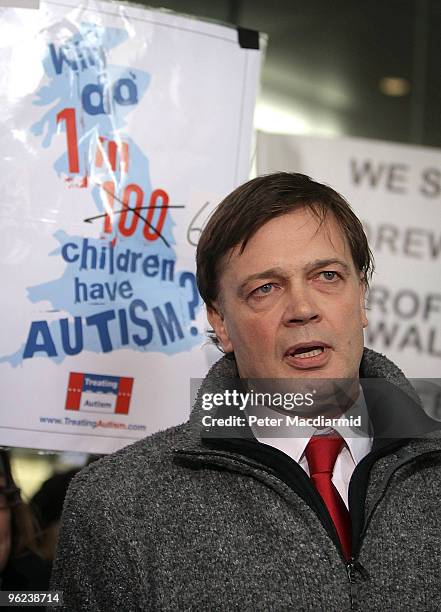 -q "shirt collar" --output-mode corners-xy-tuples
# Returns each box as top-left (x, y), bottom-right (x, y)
(245, 385), (372, 466)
